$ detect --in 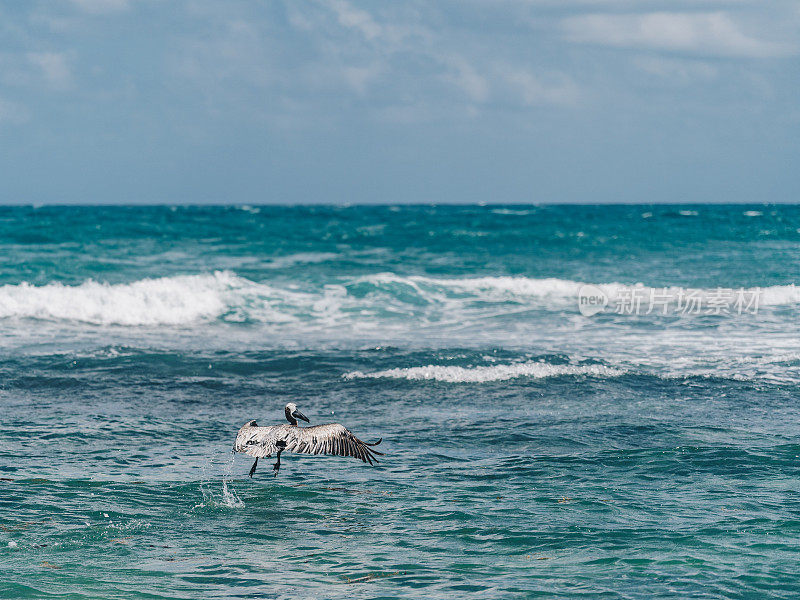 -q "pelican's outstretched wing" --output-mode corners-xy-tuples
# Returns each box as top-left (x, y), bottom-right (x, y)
(284, 424), (384, 464)
(234, 423), (289, 458)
